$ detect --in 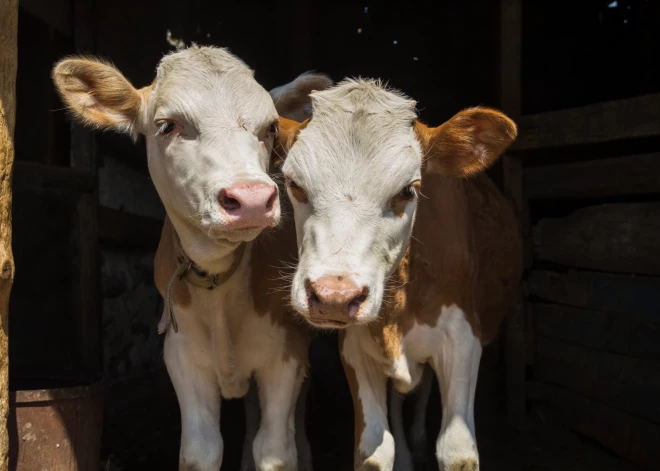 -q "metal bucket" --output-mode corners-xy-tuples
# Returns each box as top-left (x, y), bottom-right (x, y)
(9, 381), (104, 471)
